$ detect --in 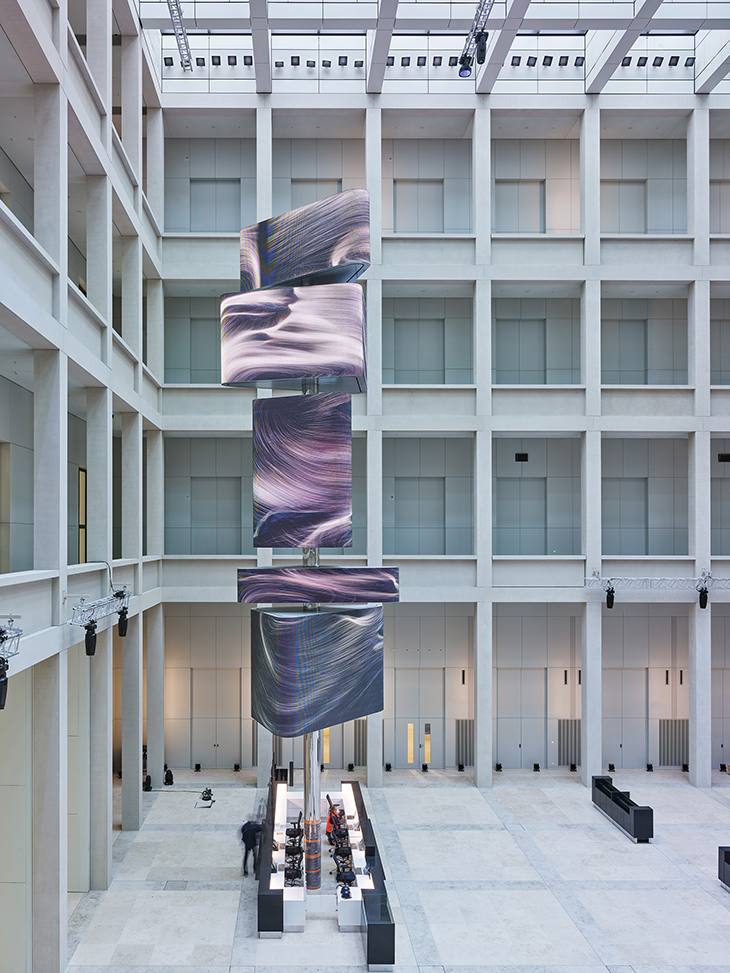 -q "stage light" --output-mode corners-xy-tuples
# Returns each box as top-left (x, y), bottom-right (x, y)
(401, 56), (410, 66)
(228, 56), (237, 66)
(307, 60), (315, 67)
(543, 55), (553, 66)
(570, 763), (577, 772)
(476, 32), (488, 65)
(244, 55), (253, 65)
(511, 56), (521, 66)
(211, 55), (221, 65)
(196, 57), (205, 66)
(495, 763), (502, 771)
(322, 59), (331, 67)
(339, 56), (348, 66)
(291, 56), (300, 66)
(354, 60), (363, 67)
(638, 56), (647, 66)
(682, 763), (689, 772)
(0, 616), (22, 711)
(449, 56), (458, 66)
(417, 56), (426, 67)
(347, 762), (354, 771)
(559, 55), (568, 66)
(699, 586), (708, 609)
(608, 763), (615, 772)
(275, 61), (284, 68)
(458, 763), (464, 771)
(575, 56), (585, 66)
(527, 56), (537, 67)
(163, 57), (173, 67)
(685, 56), (695, 66)
(385, 762), (392, 771)
(606, 586), (615, 609)
(234, 763), (240, 771)
(164, 768), (174, 784)
(458, 55), (472, 77)
(387, 56), (394, 66)
(421, 762), (428, 772)
(195, 763), (201, 772)
(85, 621), (97, 656)
(433, 56), (442, 66)
(622, 56), (631, 66)
(646, 763), (653, 772)
(653, 56), (663, 66)
(669, 55), (679, 66)
(118, 607), (128, 637)
(533, 763), (540, 772)
(721, 763), (727, 772)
